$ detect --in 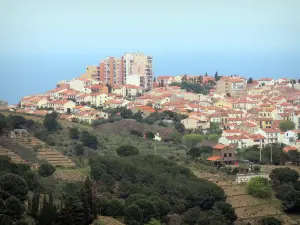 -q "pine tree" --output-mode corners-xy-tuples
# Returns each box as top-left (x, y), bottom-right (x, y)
(79, 177), (96, 224)
(30, 192), (40, 219)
